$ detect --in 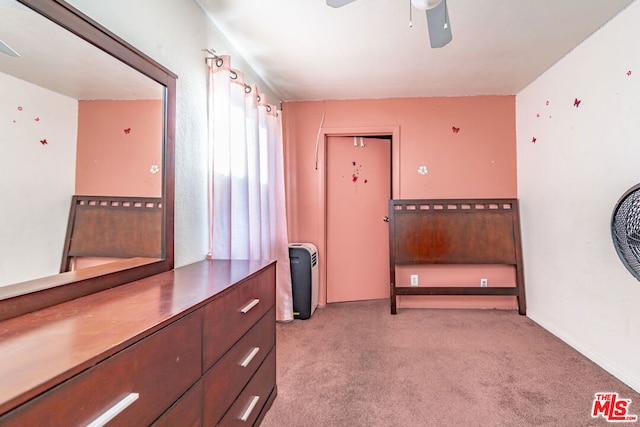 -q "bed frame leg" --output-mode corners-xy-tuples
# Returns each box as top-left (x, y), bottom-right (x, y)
(390, 283), (397, 314)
